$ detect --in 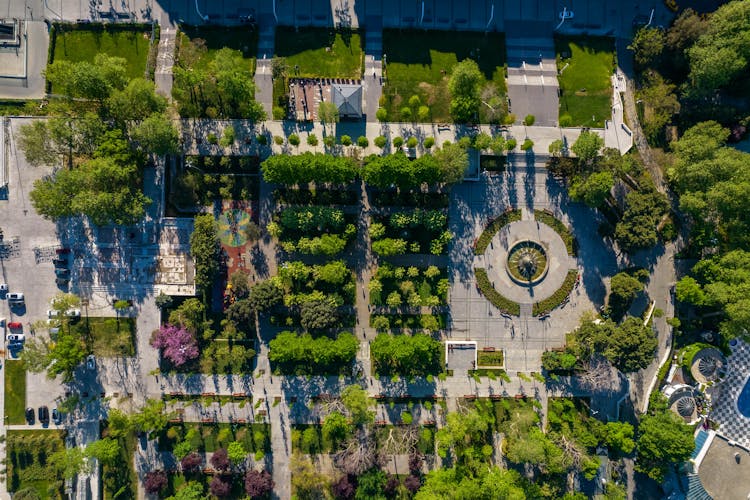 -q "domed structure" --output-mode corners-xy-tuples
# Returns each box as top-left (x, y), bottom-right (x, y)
(690, 347), (725, 383)
(663, 383), (701, 424)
